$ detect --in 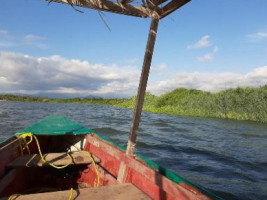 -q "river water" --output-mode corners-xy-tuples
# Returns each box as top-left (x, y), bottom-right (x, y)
(0, 101), (266, 200)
